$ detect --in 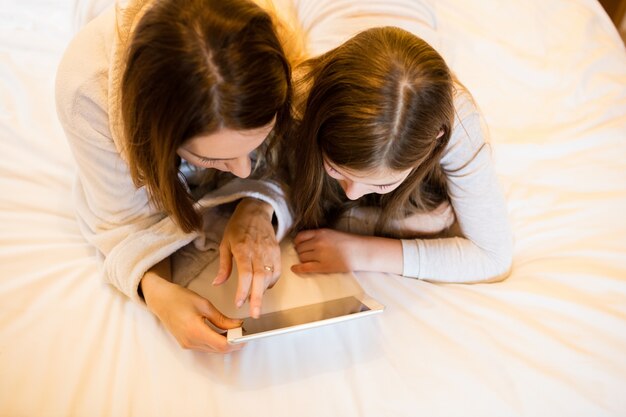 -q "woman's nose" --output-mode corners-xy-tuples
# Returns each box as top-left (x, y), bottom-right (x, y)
(227, 156), (252, 178)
